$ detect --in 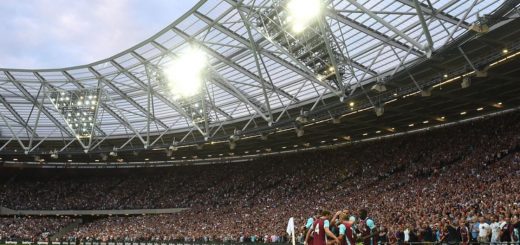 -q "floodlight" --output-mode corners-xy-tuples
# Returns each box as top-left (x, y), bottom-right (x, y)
(230, 134), (240, 142)
(469, 15), (489, 33)
(371, 83), (387, 92)
(48, 88), (100, 139)
(229, 129), (242, 142)
(50, 151), (59, 159)
(295, 110), (309, 124)
(162, 46), (207, 98)
(257, 0), (343, 86)
(287, 0), (323, 33)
